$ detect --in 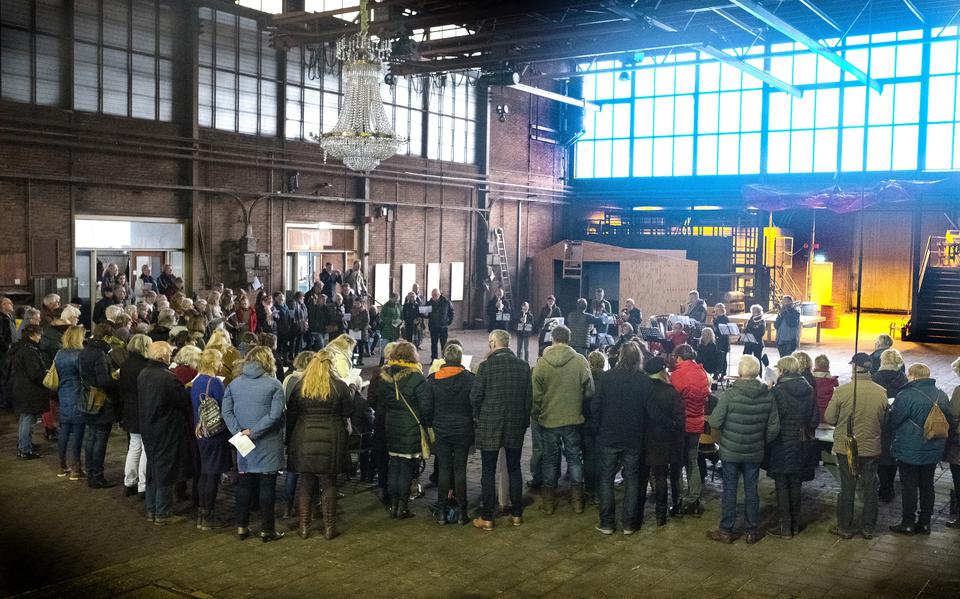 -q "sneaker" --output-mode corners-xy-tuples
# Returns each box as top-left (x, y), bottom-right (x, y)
(146, 513), (156, 523)
(623, 527), (639, 536)
(829, 525), (855, 539)
(57, 468), (70, 478)
(889, 522), (915, 536)
(68, 470), (86, 481)
(861, 530), (874, 540)
(154, 515), (189, 526)
(472, 517), (495, 531)
(510, 516), (523, 527)
(17, 450), (41, 460)
(595, 524), (615, 535)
